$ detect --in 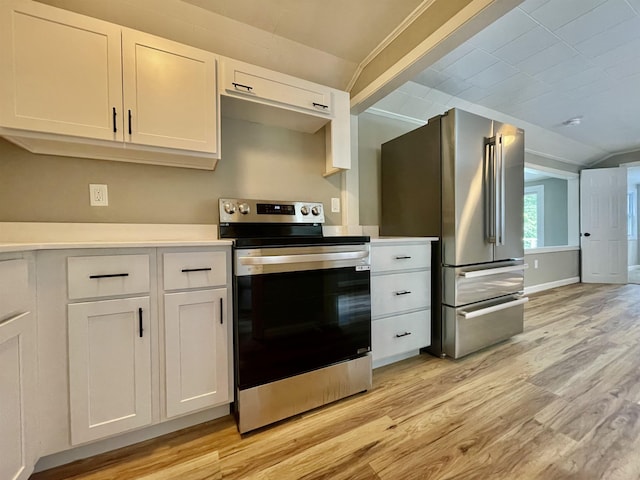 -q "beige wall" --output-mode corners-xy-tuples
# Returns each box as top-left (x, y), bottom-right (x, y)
(358, 112), (418, 225)
(0, 117), (342, 224)
(524, 250), (580, 287)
